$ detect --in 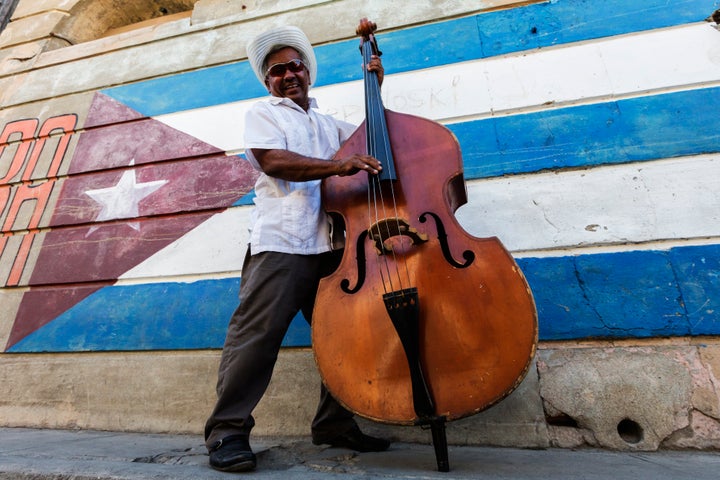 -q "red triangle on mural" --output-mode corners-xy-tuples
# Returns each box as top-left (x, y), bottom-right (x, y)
(4, 92), (257, 350)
